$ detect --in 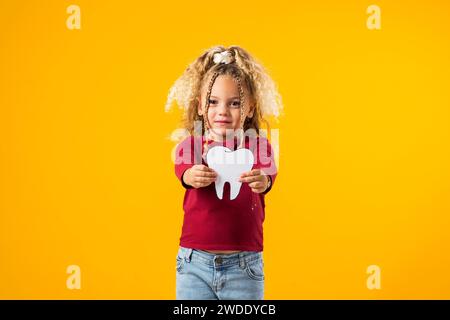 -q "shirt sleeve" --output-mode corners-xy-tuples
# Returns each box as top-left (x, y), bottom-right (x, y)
(254, 136), (277, 195)
(174, 136), (195, 189)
